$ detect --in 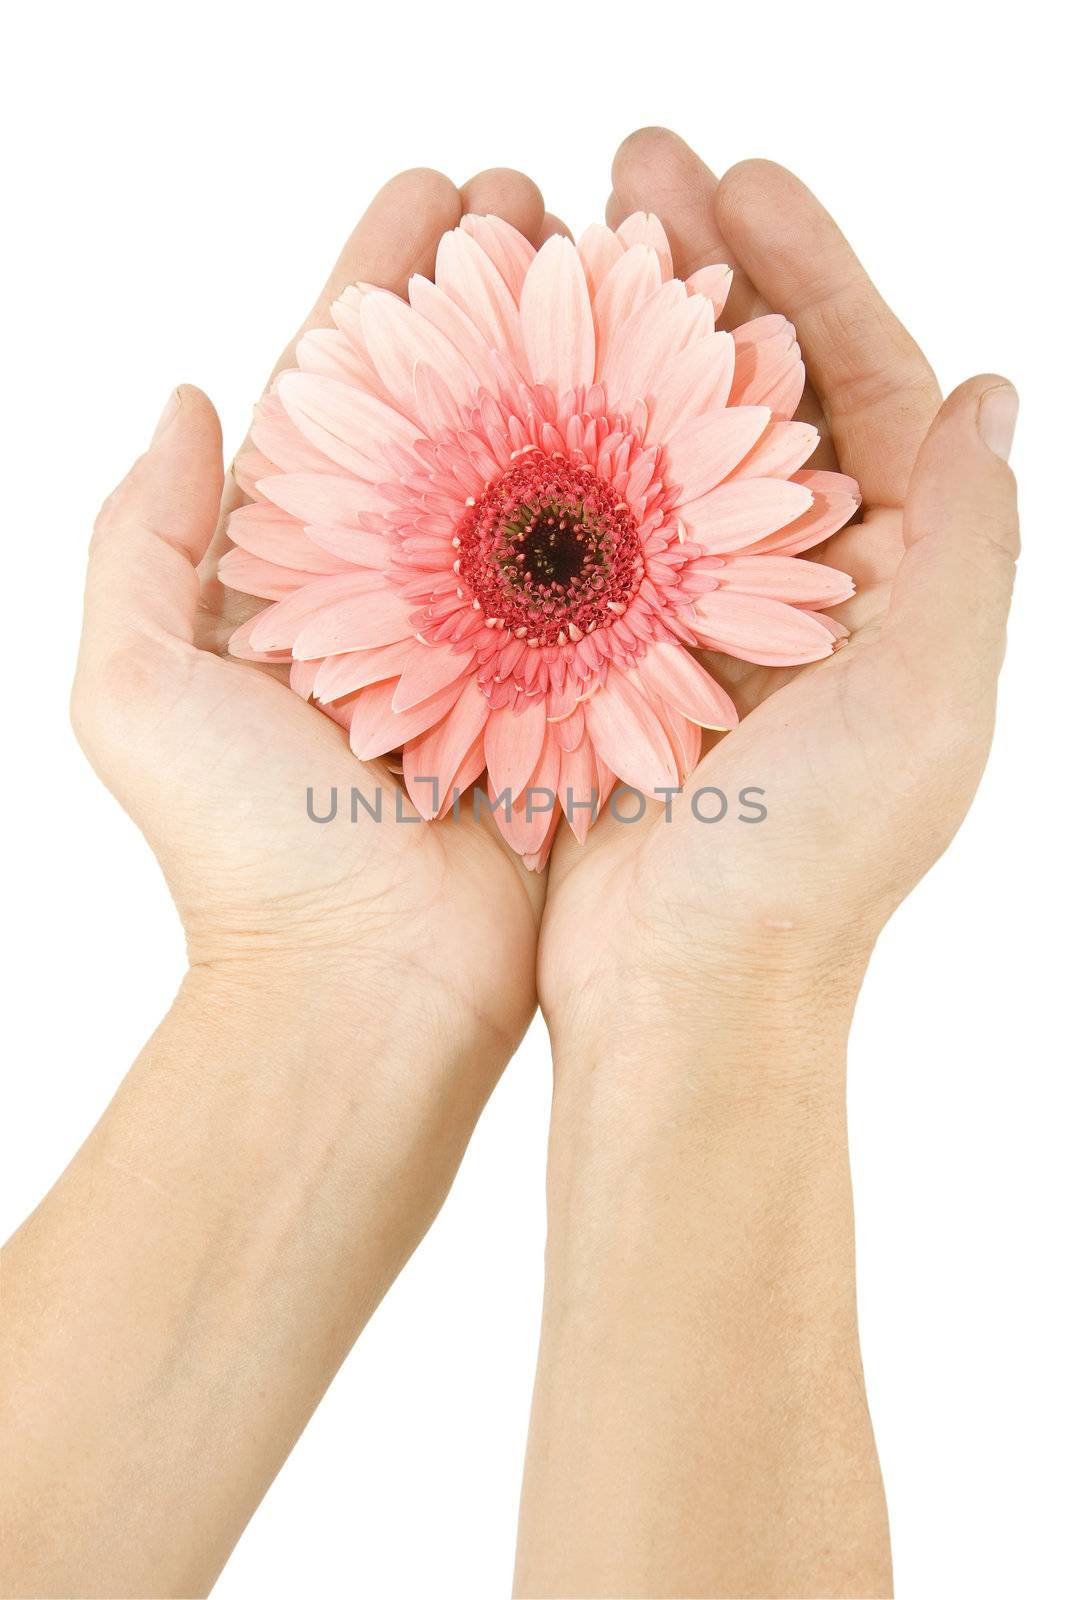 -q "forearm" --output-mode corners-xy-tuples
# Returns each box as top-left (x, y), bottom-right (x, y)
(1, 964), (502, 1598)
(515, 988), (890, 1600)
